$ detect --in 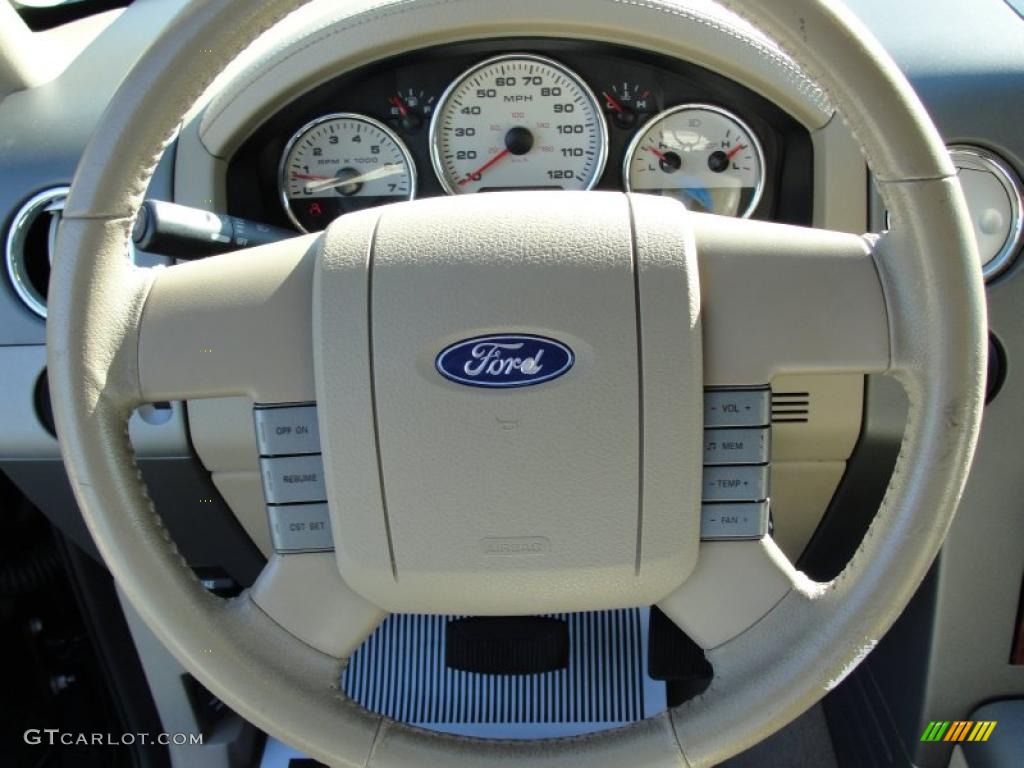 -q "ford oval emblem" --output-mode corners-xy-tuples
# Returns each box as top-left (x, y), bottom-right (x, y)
(435, 334), (574, 388)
